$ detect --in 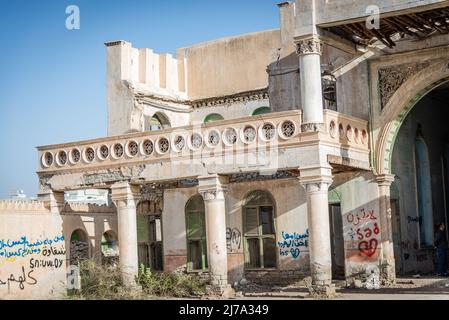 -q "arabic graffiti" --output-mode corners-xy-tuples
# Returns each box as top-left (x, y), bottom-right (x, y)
(0, 266), (37, 292)
(0, 235), (65, 259)
(345, 208), (380, 258)
(278, 230), (309, 259)
(0, 234), (66, 293)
